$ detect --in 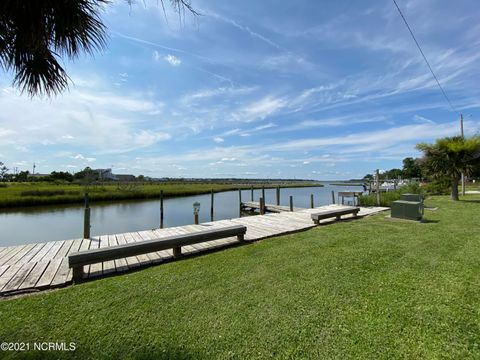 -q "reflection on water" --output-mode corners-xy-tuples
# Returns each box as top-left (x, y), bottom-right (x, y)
(0, 185), (363, 246)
